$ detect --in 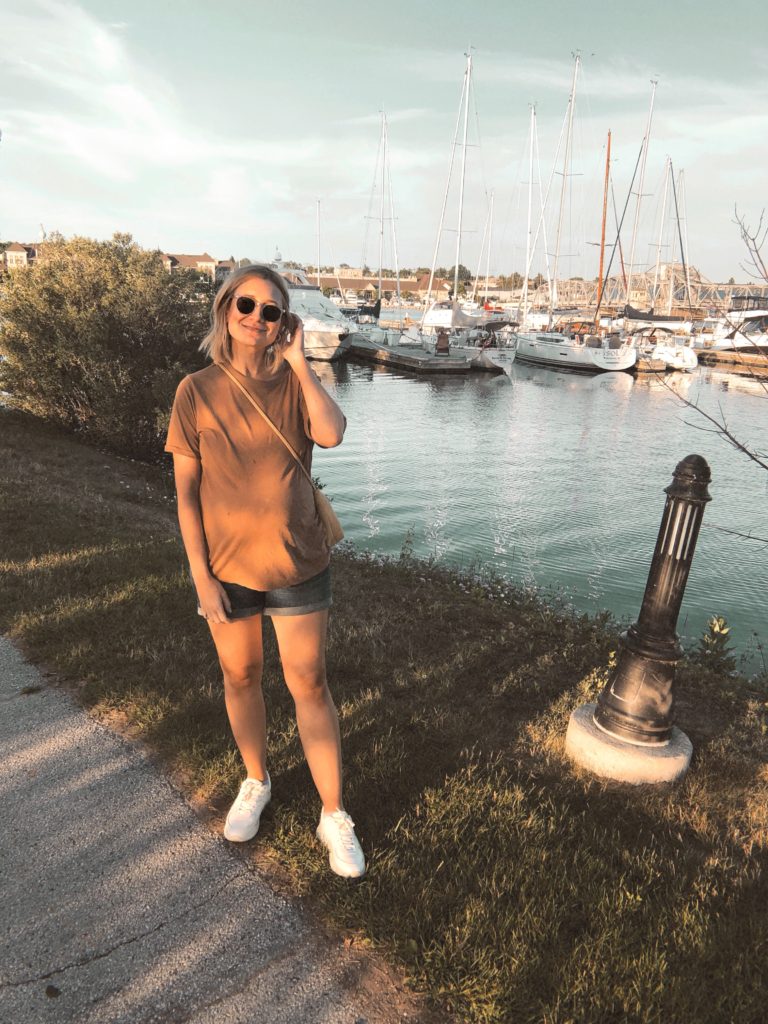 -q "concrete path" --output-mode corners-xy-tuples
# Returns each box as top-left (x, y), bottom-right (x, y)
(0, 637), (428, 1024)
